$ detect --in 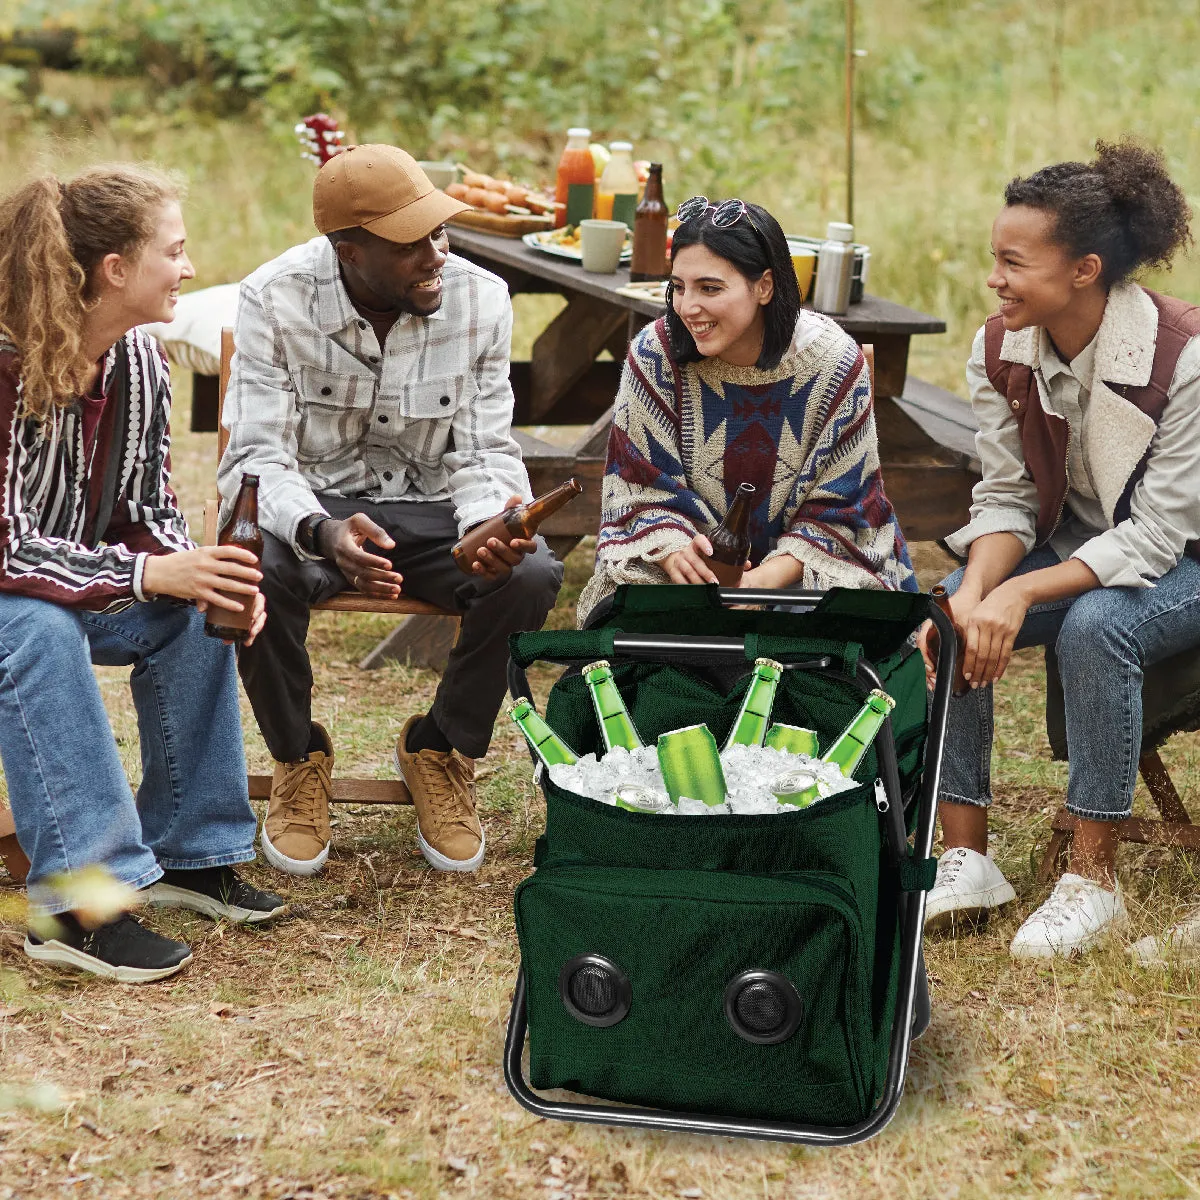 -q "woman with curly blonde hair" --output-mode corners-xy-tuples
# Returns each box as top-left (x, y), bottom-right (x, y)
(0, 165), (285, 984)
